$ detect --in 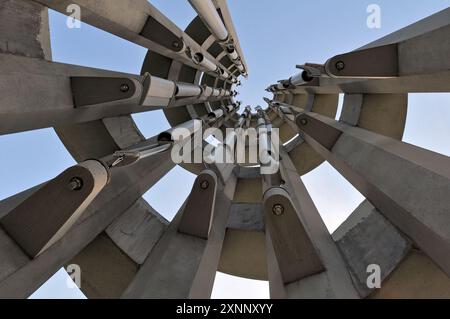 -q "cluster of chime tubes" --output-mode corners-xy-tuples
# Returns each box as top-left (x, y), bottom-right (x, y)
(265, 64), (324, 92)
(186, 0), (247, 78)
(141, 73), (236, 108)
(111, 101), (241, 168)
(98, 0), (261, 169)
(110, 101), (290, 170)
